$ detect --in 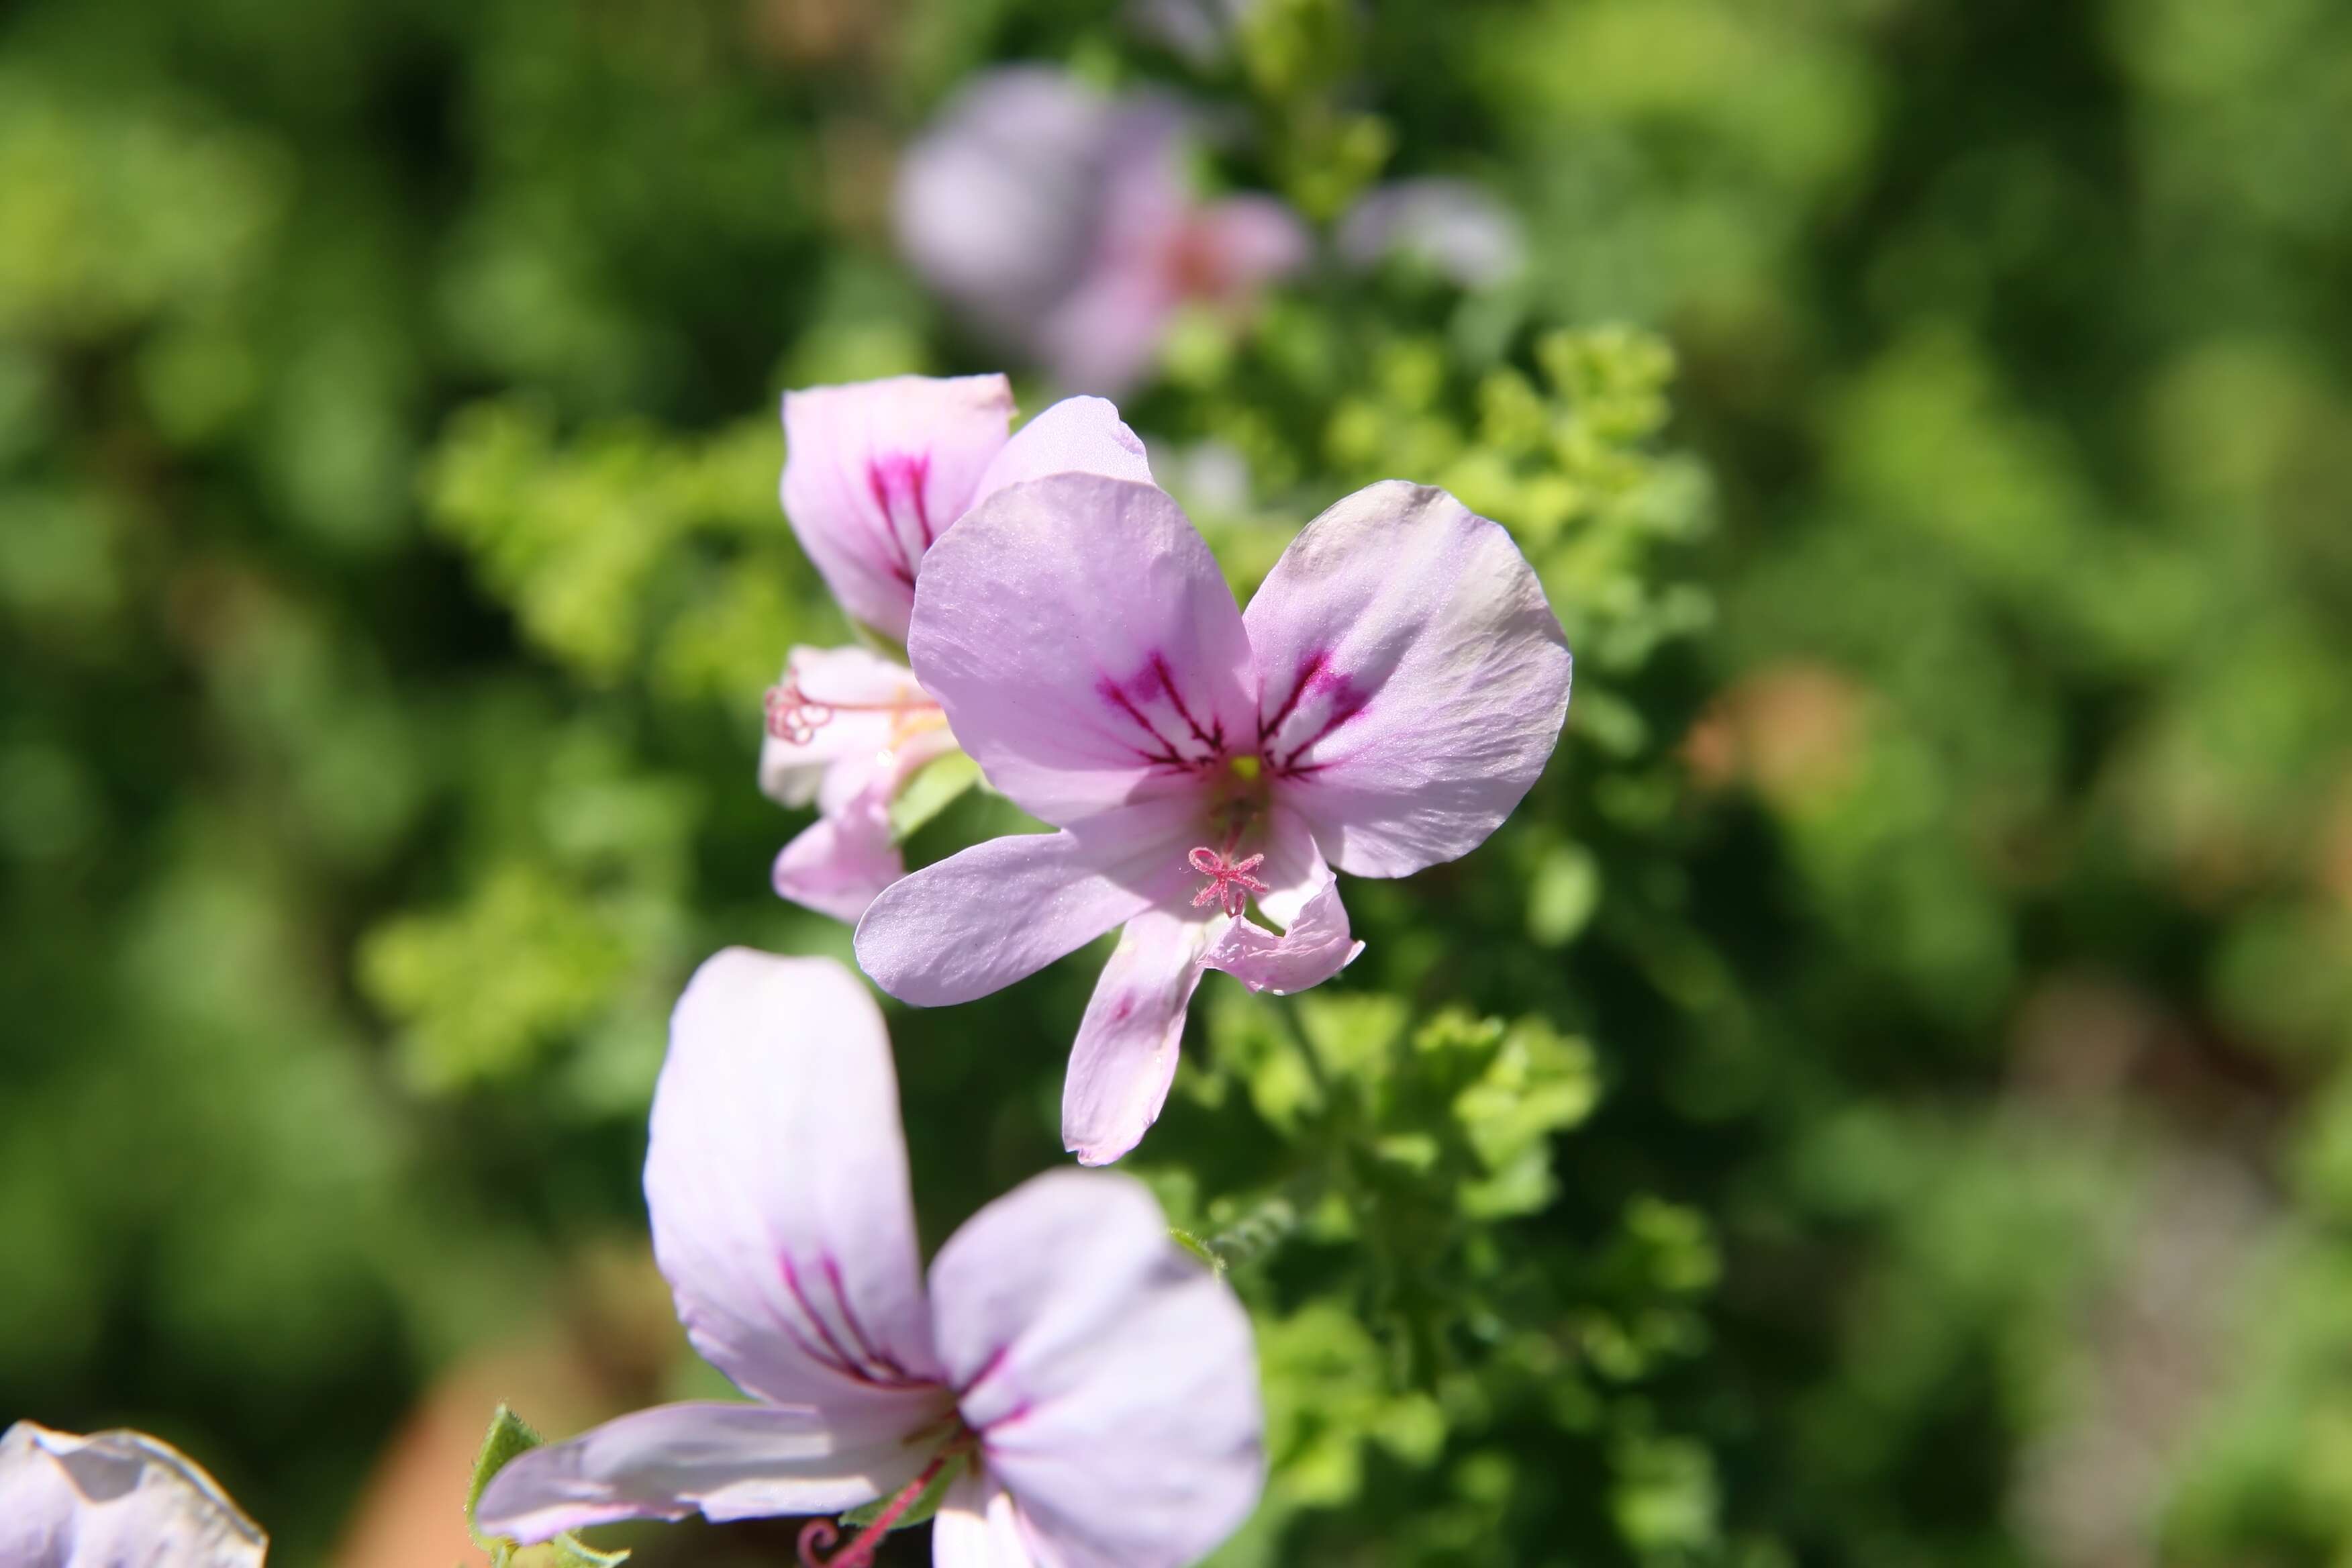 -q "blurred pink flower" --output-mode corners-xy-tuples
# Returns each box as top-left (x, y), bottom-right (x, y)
(895, 70), (1309, 394)
(474, 950), (1264, 1568)
(1337, 178), (1525, 289)
(771, 380), (1153, 920)
(1, 1422), (266, 1567)
(854, 473), (1573, 1165)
